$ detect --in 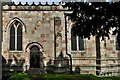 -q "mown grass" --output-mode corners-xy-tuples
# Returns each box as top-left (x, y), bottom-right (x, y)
(7, 72), (120, 80)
